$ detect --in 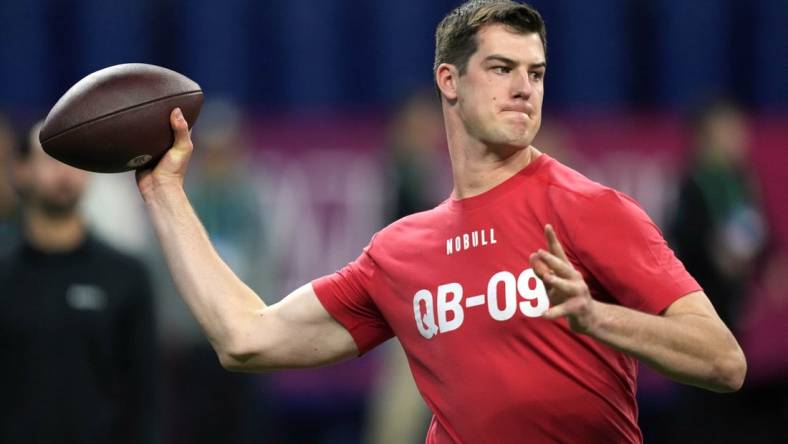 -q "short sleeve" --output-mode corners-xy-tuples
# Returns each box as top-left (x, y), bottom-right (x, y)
(312, 241), (394, 355)
(569, 189), (701, 314)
